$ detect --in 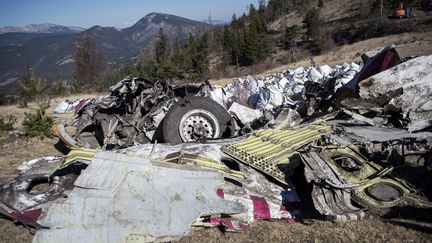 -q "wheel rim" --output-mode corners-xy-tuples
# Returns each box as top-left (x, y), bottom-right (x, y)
(179, 109), (220, 142)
